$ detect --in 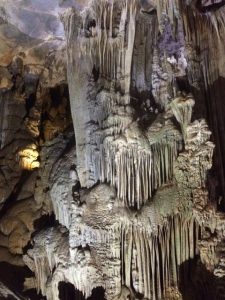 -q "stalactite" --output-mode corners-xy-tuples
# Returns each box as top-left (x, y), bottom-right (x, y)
(117, 213), (202, 299)
(16, 1), (220, 299)
(75, 0), (139, 86)
(51, 198), (71, 230)
(97, 138), (180, 208)
(33, 256), (51, 296)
